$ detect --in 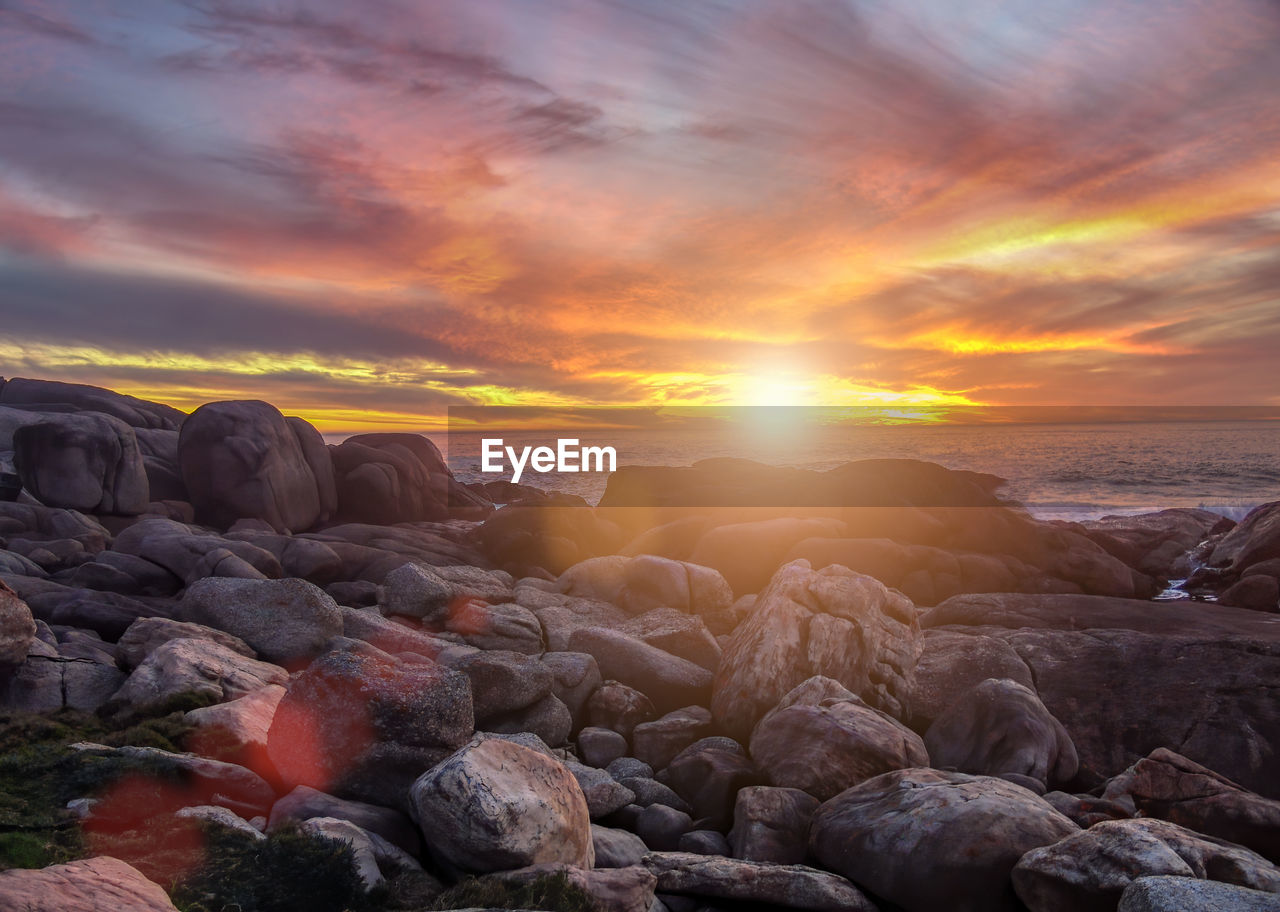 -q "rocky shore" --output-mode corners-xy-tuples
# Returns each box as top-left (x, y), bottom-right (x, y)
(1, 376), (1279, 912)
